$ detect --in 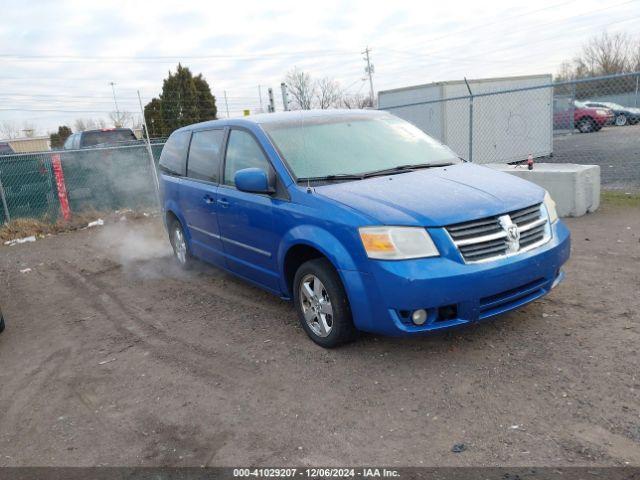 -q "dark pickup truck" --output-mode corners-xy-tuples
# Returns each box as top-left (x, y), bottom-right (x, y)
(62, 128), (142, 150)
